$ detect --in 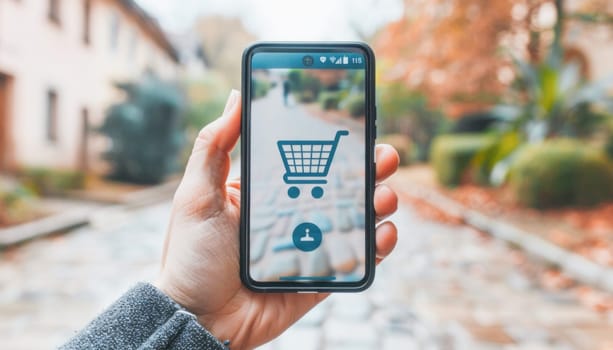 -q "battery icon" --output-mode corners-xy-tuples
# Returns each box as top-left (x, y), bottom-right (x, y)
(342, 56), (349, 64)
